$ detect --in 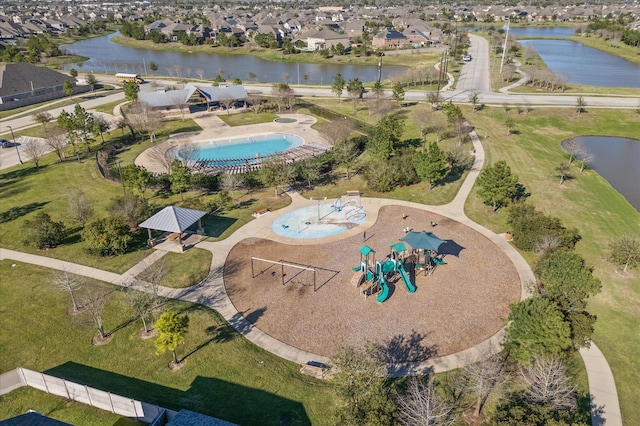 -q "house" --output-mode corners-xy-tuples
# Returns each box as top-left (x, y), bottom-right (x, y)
(372, 27), (409, 49)
(301, 28), (350, 51)
(0, 62), (90, 111)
